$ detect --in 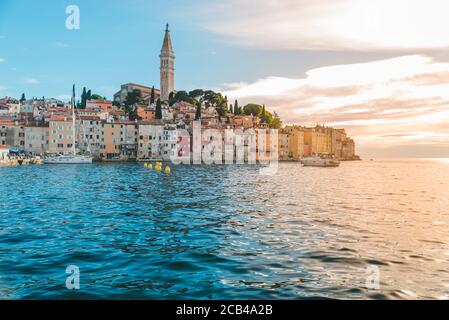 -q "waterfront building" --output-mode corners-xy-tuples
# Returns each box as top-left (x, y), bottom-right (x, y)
(138, 121), (164, 160)
(78, 117), (102, 158)
(255, 128), (278, 163)
(160, 24), (175, 101)
(331, 128), (347, 159)
(98, 122), (122, 160)
(118, 121), (139, 160)
(280, 126), (305, 161)
(48, 116), (75, 154)
(278, 129), (290, 160)
(162, 124), (180, 160)
(342, 138), (356, 160)
(304, 125), (332, 156)
(0, 120), (25, 150)
(24, 125), (49, 155)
